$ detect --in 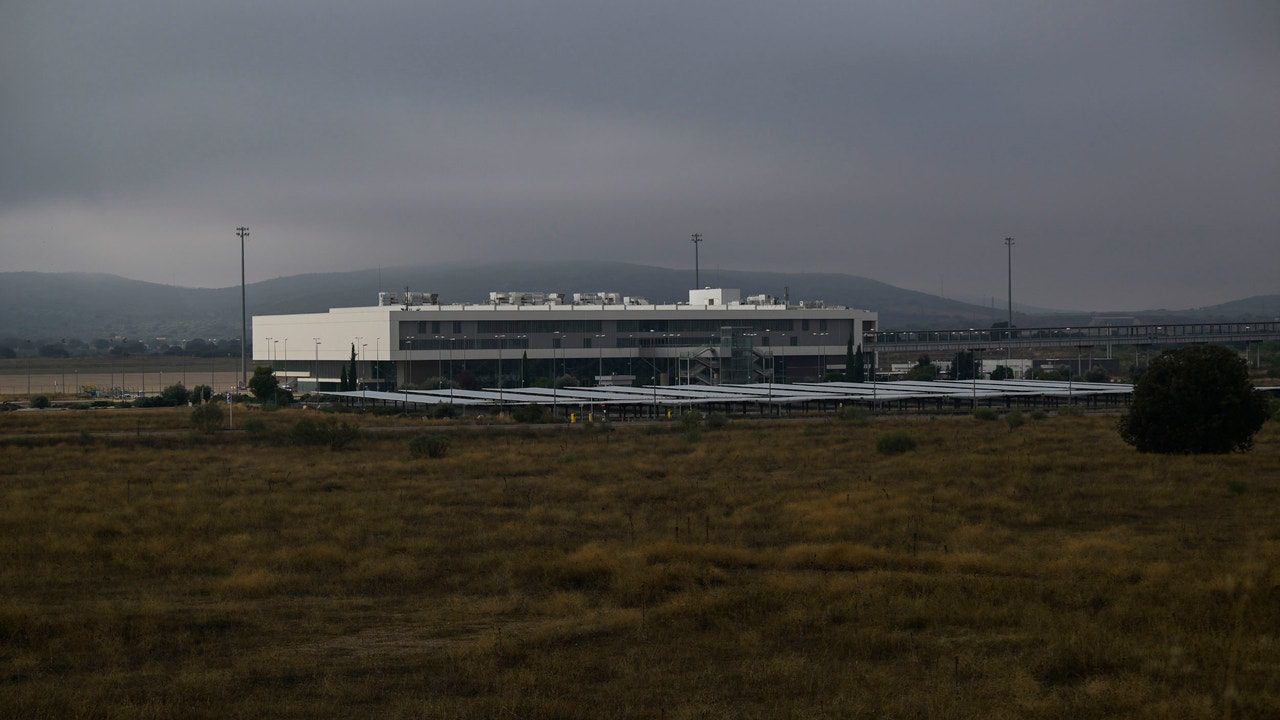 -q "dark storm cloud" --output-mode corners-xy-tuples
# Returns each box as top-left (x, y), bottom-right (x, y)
(2, 1), (1277, 309)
